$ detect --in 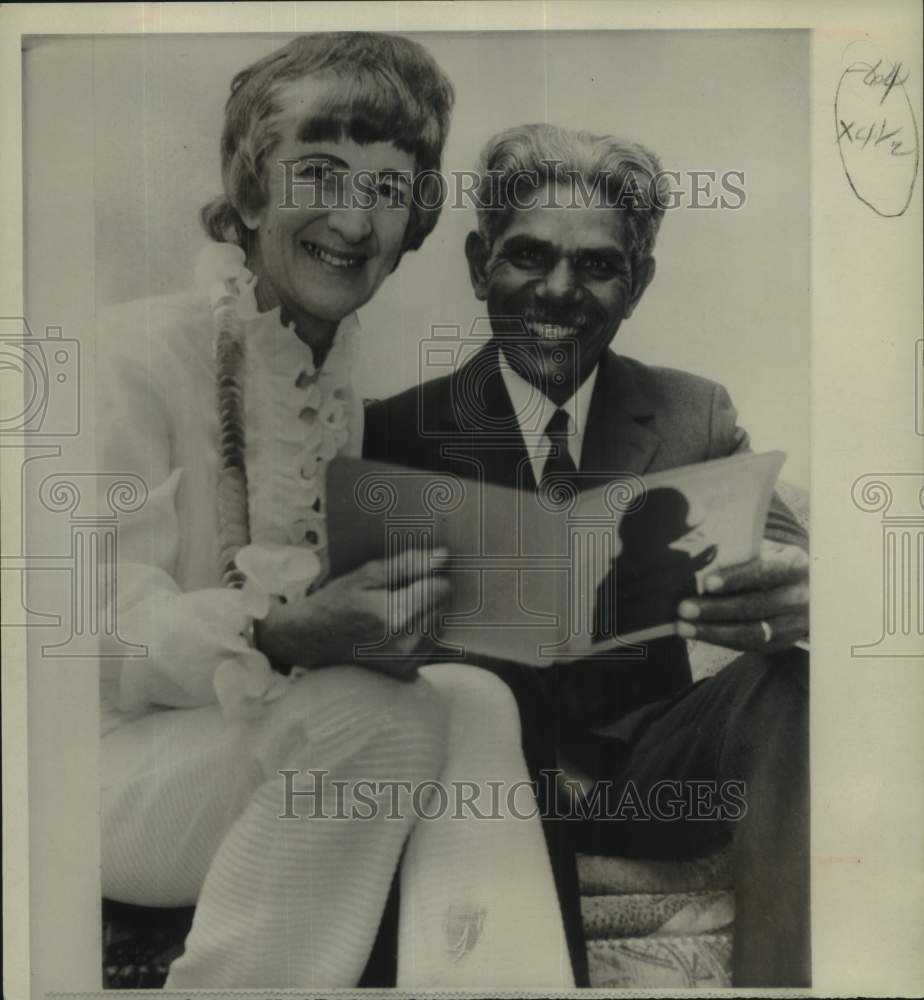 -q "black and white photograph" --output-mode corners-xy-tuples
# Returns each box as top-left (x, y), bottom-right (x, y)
(3, 3), (922, 998)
